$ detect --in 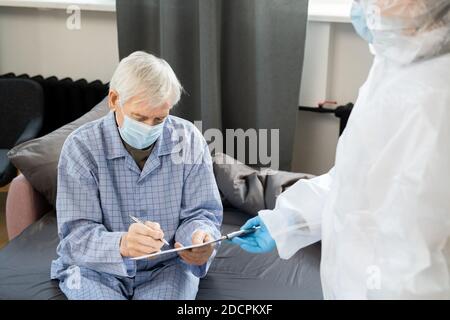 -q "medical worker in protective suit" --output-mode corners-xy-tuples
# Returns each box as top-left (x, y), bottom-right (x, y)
(232, 0), (450, 299)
